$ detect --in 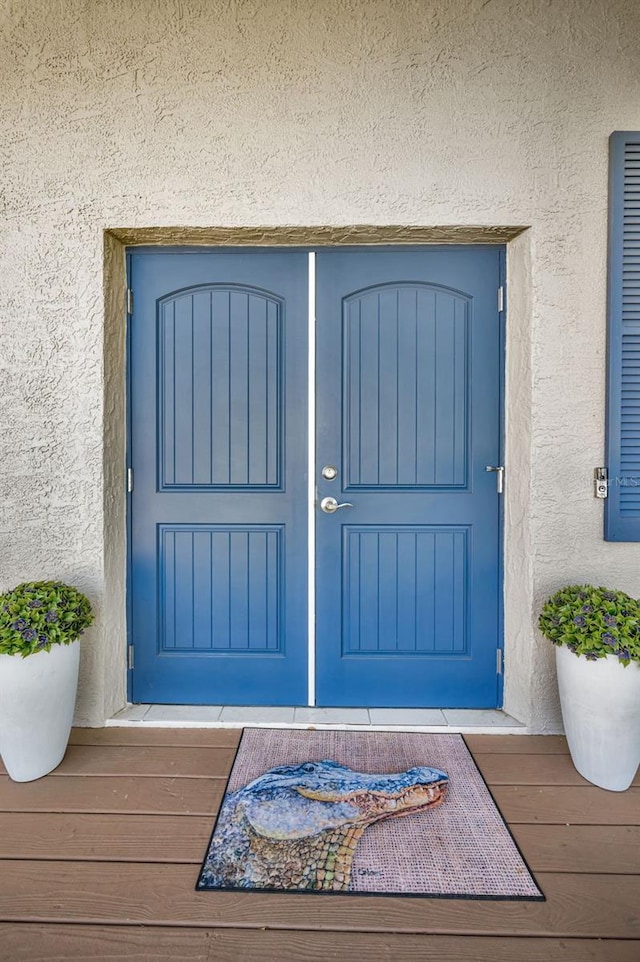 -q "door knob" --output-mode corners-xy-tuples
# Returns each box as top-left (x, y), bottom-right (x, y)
(320, 496), (353, 514)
